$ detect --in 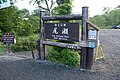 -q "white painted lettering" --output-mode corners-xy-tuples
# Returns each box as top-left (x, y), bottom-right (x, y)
(53, 27), (58, 34)
(54, 24), (57, 26)
(63, 24), (66, 26)
(62, 28), (68, 35)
